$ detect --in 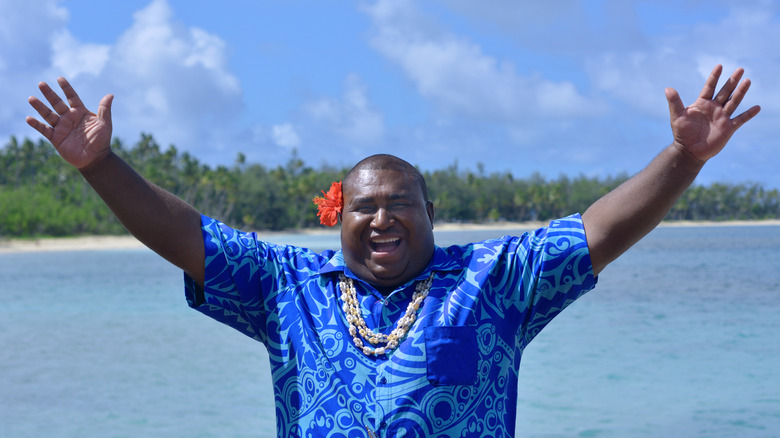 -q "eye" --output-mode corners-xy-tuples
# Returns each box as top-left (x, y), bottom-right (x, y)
(355, 205), (376, 214)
